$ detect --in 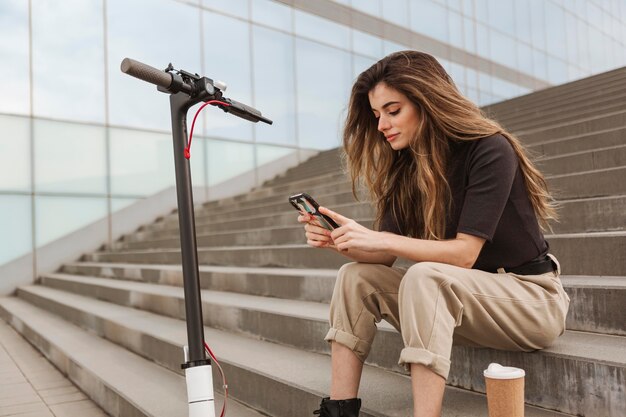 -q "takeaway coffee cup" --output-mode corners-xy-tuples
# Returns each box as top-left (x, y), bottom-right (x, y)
(483, 363), (525, 417)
